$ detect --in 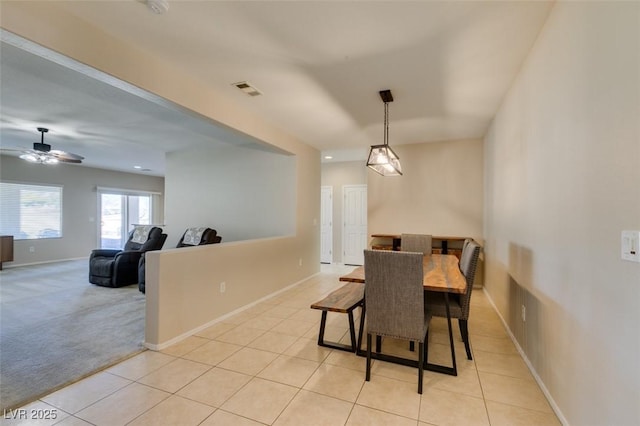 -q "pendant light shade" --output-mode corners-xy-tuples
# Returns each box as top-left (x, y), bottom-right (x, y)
(366, 144), (402, 176)
(366, 90), (402, 176)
